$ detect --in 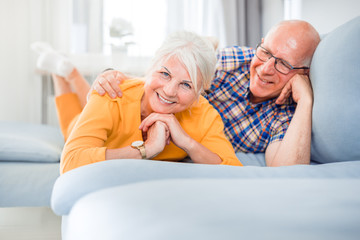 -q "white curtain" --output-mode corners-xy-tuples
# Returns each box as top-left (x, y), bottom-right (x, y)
(166, 0), (227, 48)
(72, 0), (103, 53)
(166, 0), (262, 48)
(30, 0), (73, 53)
(0, 0), (74, 124)
(30, 0), (103, 54)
